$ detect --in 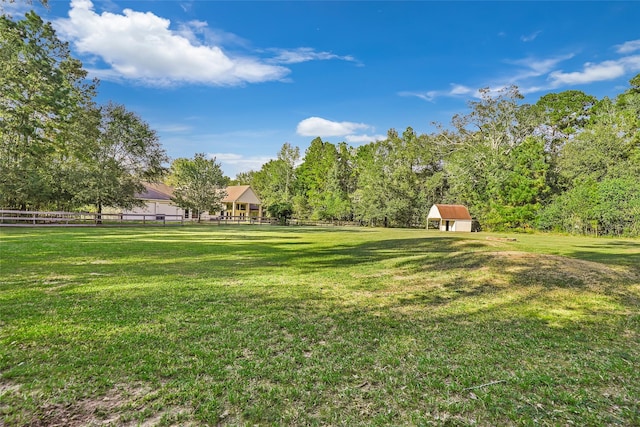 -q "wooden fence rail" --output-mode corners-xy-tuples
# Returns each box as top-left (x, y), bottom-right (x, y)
(0, 210), (281, 227)
(0, 210), (370, 228)
(0, 210), (184, 226)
